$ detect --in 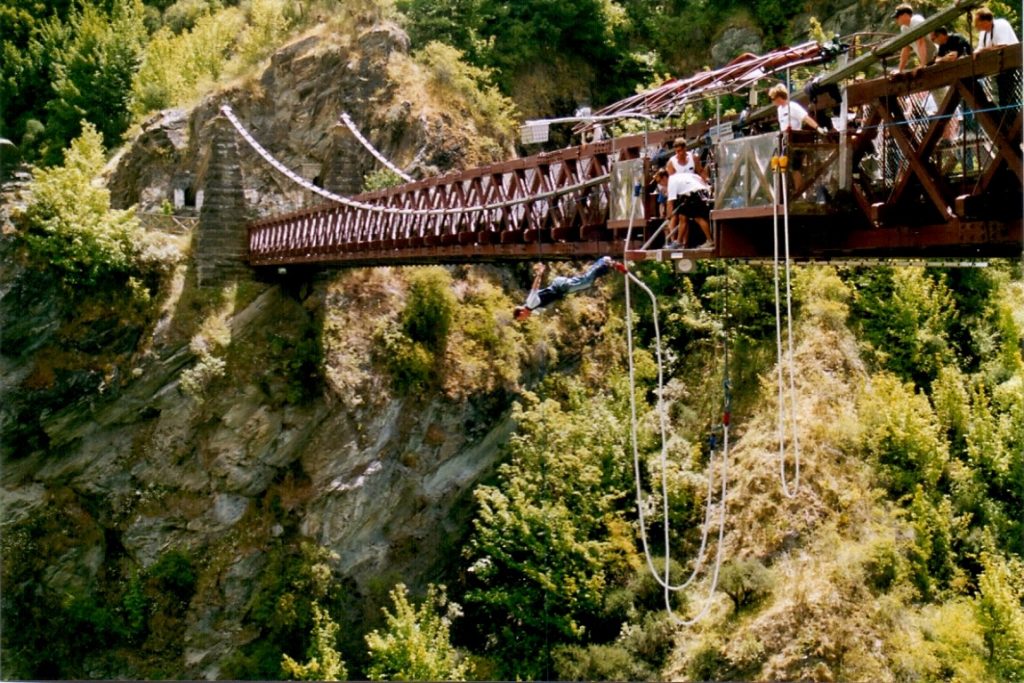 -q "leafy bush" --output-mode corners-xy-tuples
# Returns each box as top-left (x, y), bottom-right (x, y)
(402, 267), (455, 353)
(463, 388), (638, 679)
(717, 558), (773, 612)
(851, 267), (957, 387)
(414, 41), (518, 152)
(365, 583), (470, 681)
(147, 549), (197, 602)
(227, 542), (342, 680)
(857, 373), (948, 497)
(282, 603), (347, 681)
(375, 322), (436, 395)
(906, 489), (959, 600)
(863, 538), (903, 594)
(976, 553), (1024, 679)
(688, 641), (729, 682)
(21, 122), (143, 289)
(553, 643), (651, 681)
(362, 168), (405, 192)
